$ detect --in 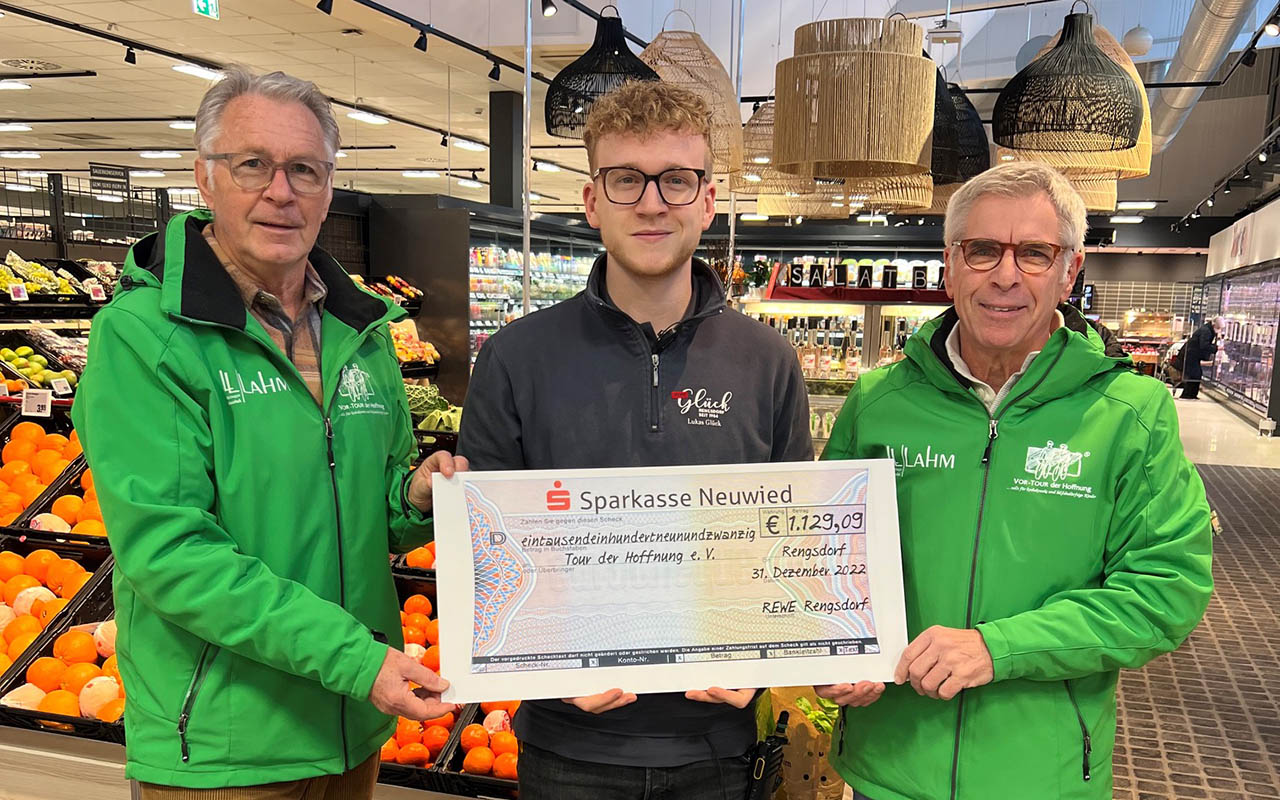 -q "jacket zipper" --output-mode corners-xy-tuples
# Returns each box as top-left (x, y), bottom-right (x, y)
(178, 643), (217, 763)
(650, 352), (660, 432)
(324, 413), (351, 771)
(1064, 681), (1093, 782)
(948, 347), (1068, 800)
